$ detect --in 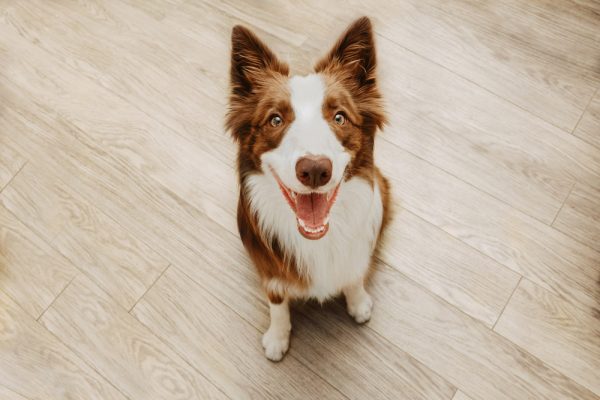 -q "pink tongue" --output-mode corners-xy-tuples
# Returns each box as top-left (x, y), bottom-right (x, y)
(296, 193), (328, 228)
